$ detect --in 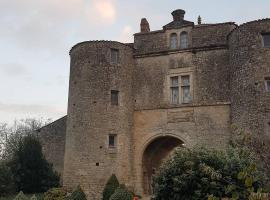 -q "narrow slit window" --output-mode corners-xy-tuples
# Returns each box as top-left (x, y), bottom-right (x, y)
(111, 90), (119, 105)
(262, 33), (270, 47)
(265, 78), (270, 92)
(111, 49), (119, 64)
(181, 75), (191, 103)
(170, 33), (178, 49)
(109, 134), (117, 148)
(180, 32), (188, 49)
(170, 76), (179, 104)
